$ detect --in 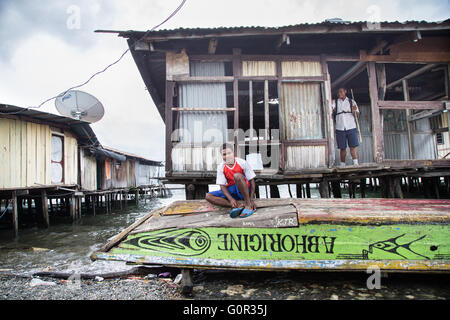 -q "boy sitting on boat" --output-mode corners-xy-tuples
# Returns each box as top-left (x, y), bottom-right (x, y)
(205, 143), (257, 218)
